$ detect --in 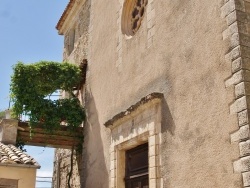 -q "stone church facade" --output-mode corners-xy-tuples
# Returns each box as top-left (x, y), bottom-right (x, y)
(52, 0), (250, 187)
